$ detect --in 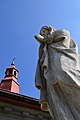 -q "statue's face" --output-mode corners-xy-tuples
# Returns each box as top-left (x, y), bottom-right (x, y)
(40, 27), (53, 39)
(40, 28), (49, 38)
